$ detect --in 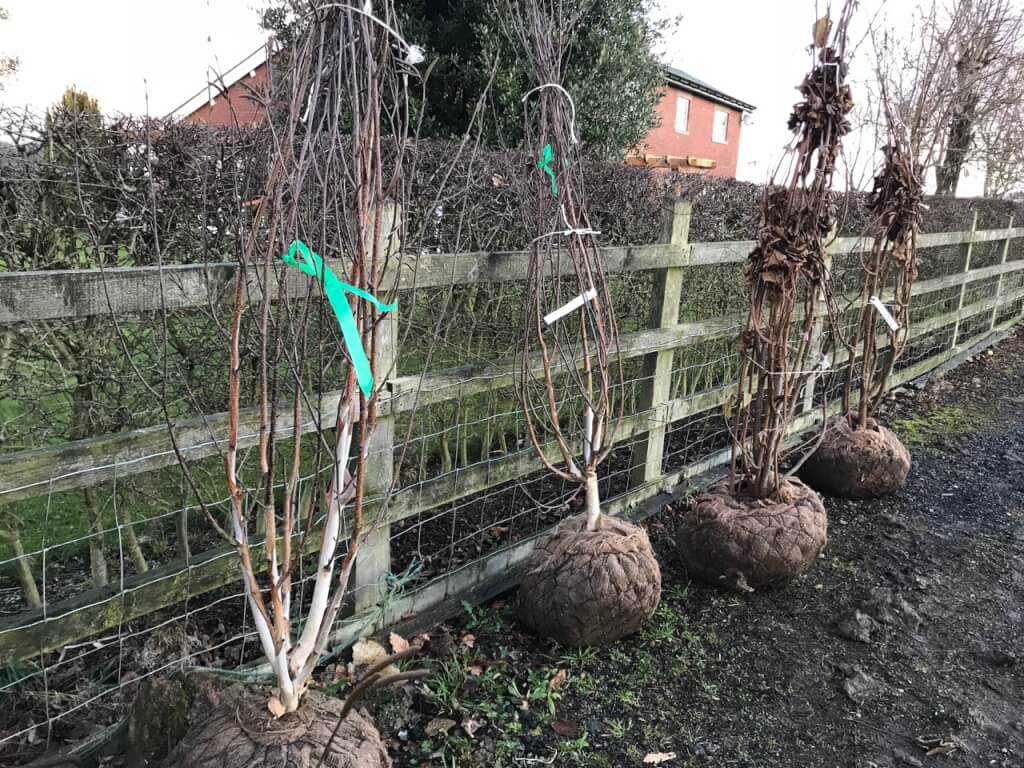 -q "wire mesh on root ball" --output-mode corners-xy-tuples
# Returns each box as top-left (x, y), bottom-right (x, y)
(161, 686), (391, 768)
(677, 477), (827, 593)
(799, 414), (911, 498)
(517, 512), (662, 646)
